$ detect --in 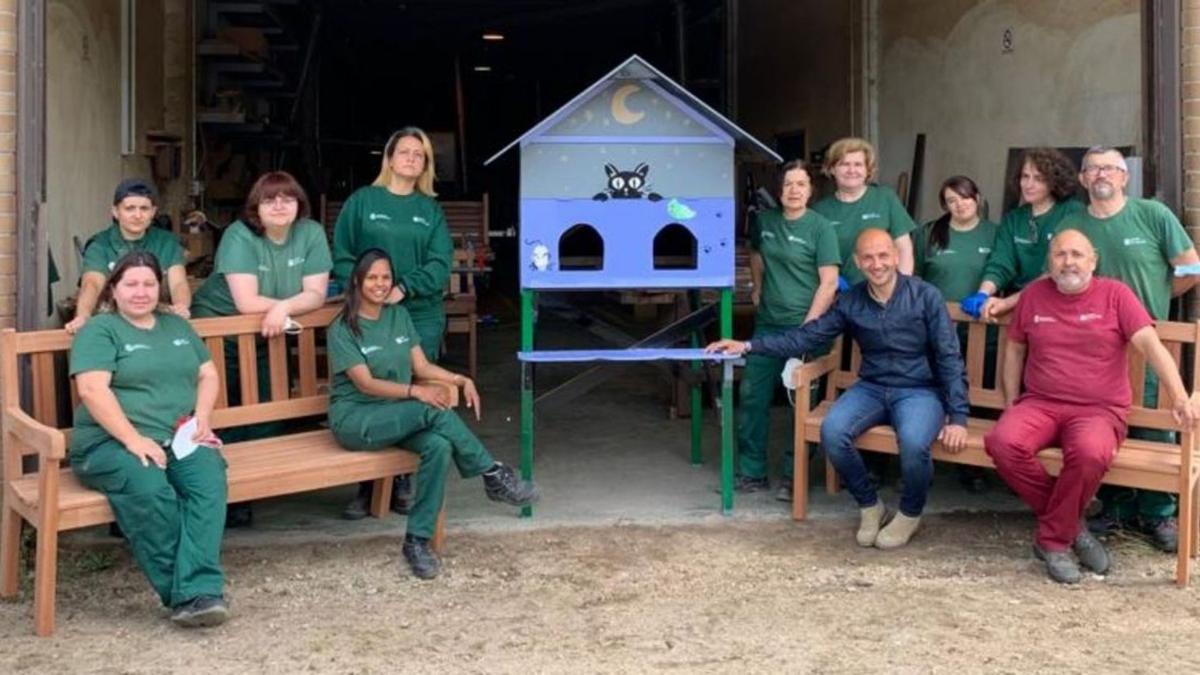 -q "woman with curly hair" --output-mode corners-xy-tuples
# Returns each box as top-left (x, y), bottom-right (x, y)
(959, 147), (1082, 320)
